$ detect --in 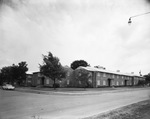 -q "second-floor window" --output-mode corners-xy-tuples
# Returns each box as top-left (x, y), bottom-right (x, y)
(67, 72), (70, 76)
(97, 73), (100, 77)
(103, 73), (106, 77)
